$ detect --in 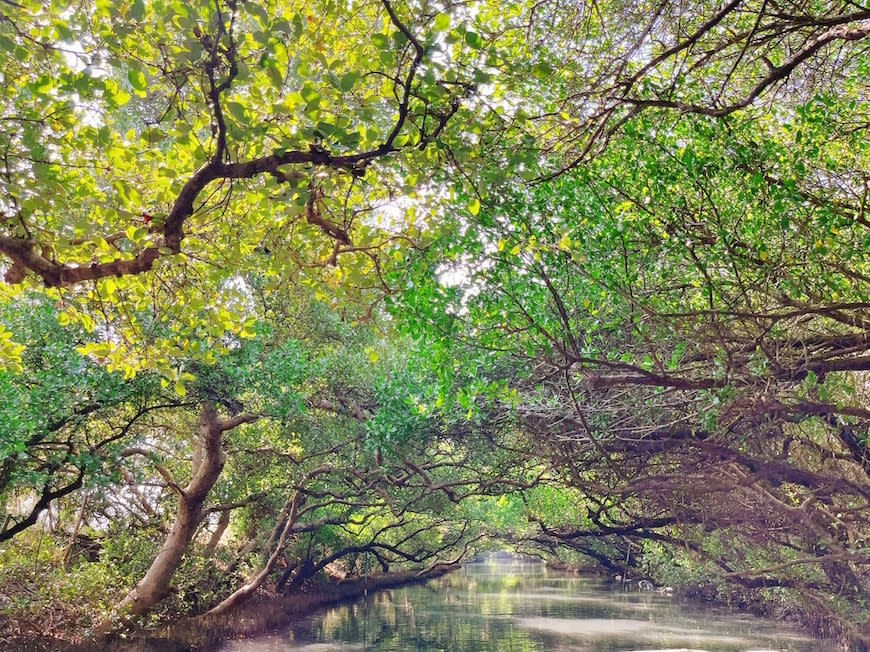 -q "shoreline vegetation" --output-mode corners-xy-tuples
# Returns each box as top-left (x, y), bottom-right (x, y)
(2, 559), (835, 651)
(545, 561), (847, 644)
(12, 566), (459, 652)
(1, 0), (869, 649)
